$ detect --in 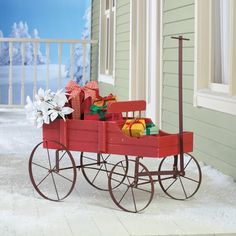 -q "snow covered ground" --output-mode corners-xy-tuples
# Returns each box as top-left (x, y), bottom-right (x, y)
(0, 109), (236, 236)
